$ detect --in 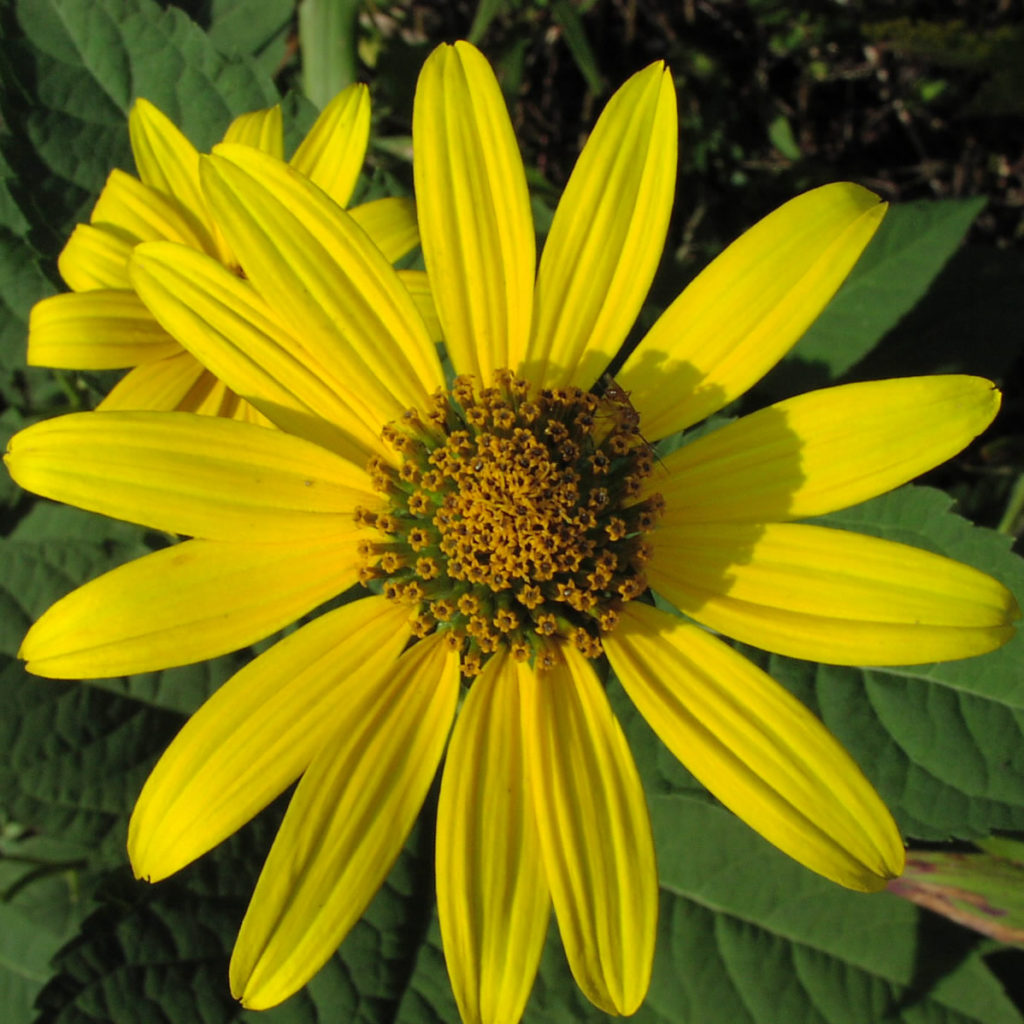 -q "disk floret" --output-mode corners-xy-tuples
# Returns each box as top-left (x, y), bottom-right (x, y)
(356, 370), (663, 674)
